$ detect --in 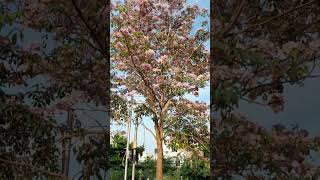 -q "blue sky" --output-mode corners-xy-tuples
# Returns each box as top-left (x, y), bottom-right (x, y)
(111, 0), (210, 154)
